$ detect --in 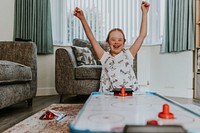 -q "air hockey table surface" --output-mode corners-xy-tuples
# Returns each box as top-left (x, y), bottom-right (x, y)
(70, 92), (200, 133)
